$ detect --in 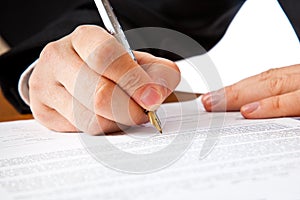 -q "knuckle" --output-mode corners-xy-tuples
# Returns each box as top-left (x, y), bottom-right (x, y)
(74, 25), (90, 33)
(267, 76), (285, 95)
(71, 25), (112, 44)
(72, 25), (93, 39)
(39, 42), (60, 61)
(271, 96), (281, 110)
(259, 68), (278, 81)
